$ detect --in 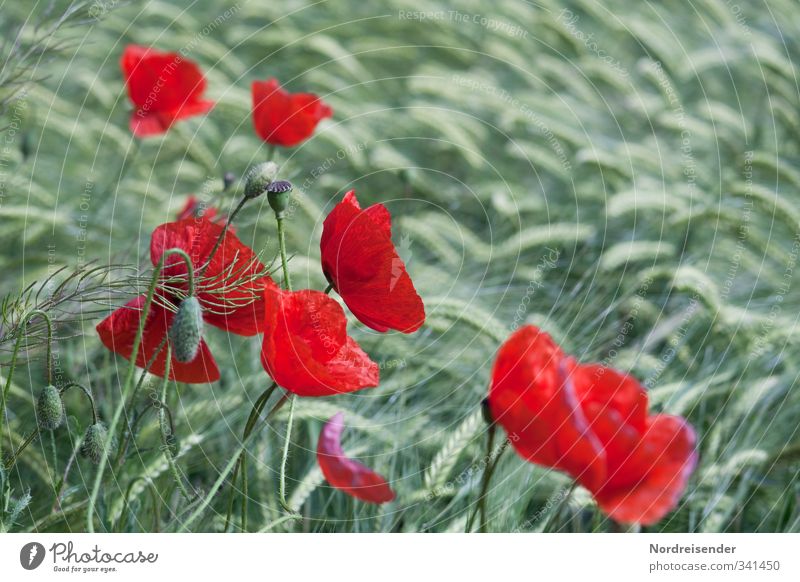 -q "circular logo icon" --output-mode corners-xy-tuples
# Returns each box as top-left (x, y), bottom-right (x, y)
(20, 542), (46, 570)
